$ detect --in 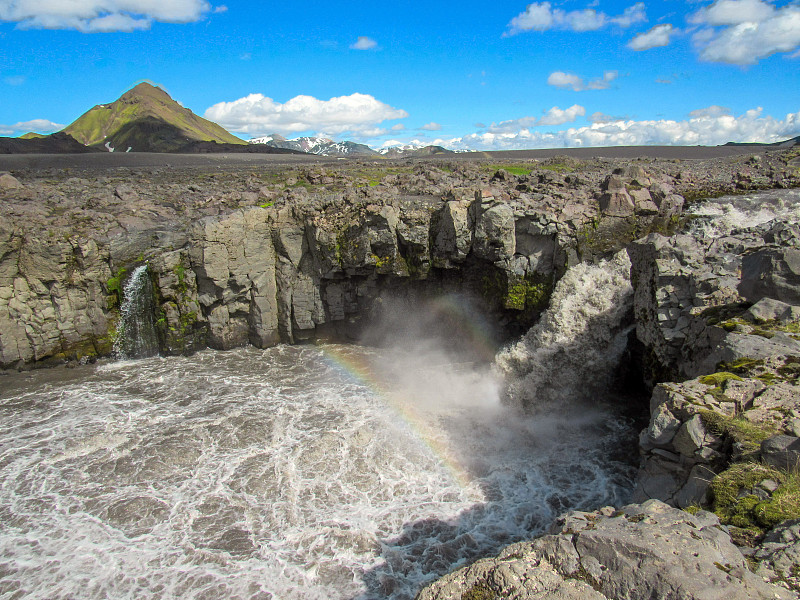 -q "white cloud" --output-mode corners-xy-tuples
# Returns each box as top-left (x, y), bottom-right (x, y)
(563, 9), (607, 32)
(391, 123), (406, 131)
(488, 116), (539, 133)
(487, 105), (585, 133)
(0, 0), (211, 31)
(506, 2), (646, 35)
(611, 2), (647, 27)
(420, 122), (442, 131)
(203, 92), (408, 137)
(0, 118), (64, 136)
(420, 107), (800, 151)
(590, 112), (629, 123)
(507, 2), (555, 32)
(350, 36), (377, 50)
(689, 0), (800, 64)
(628, 23), (674, 50)
(688, 105), (731, 118)
(547, 70), (618, 91)
(688, 0), (775, 26)
(538, 104), (587, 125)
(213, 5), (227, 13)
